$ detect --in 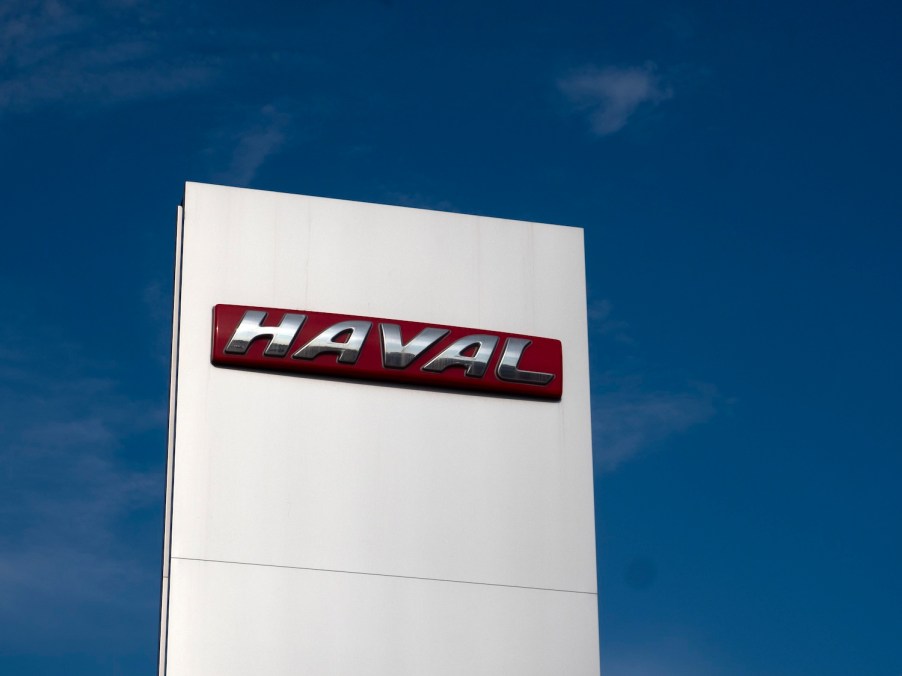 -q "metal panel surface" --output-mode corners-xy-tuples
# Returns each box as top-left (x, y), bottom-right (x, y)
(160, 182), (598, 674)
(166, 557), (599, 676)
